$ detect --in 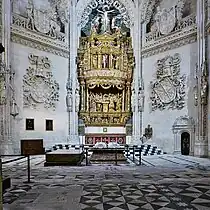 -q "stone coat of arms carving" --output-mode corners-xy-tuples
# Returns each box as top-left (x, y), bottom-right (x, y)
(150, 53), (186, 111)
(33, 9), (51, 34)
(23, 54), (59, 110)
(156, 7), (176, 35)
(152, 0), (185, 35)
